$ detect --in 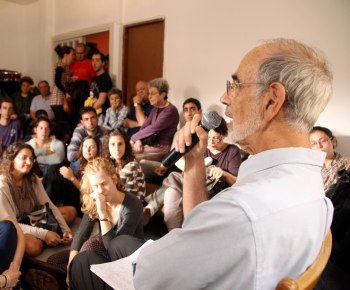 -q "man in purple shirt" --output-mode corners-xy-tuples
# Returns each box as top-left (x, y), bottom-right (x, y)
(0, 98), (23, 148)
(130, 78), (179, 160)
